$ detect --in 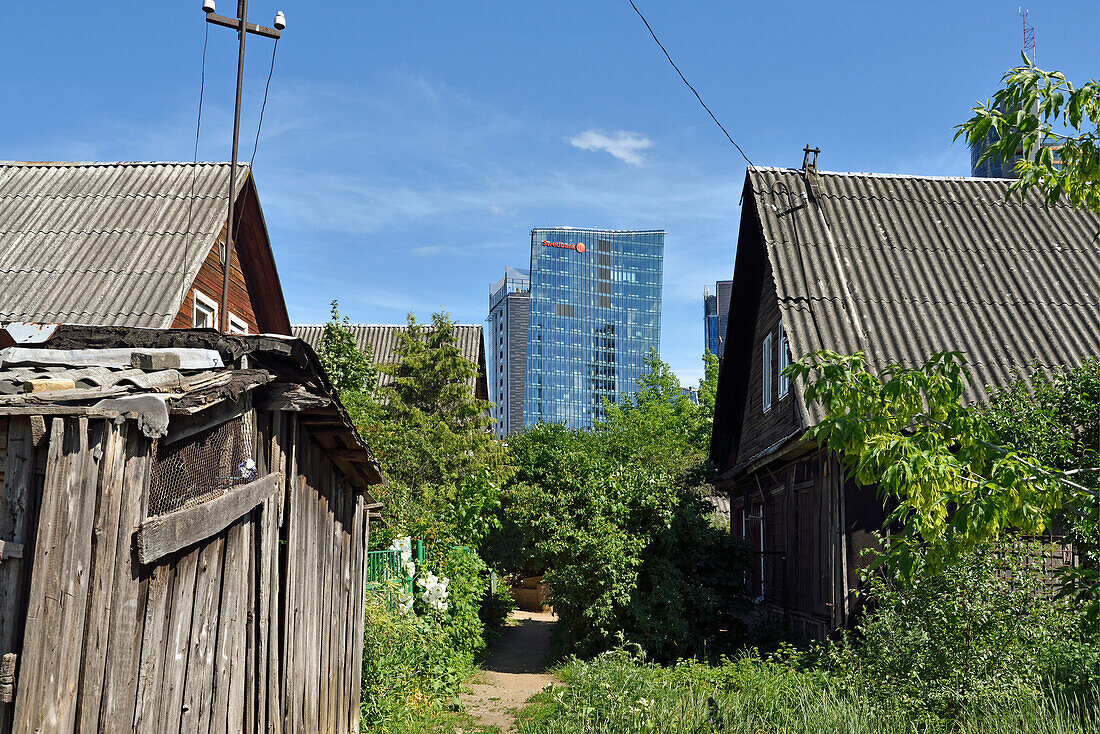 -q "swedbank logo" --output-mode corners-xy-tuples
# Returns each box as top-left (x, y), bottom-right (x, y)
(542, 240), (586, 253)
